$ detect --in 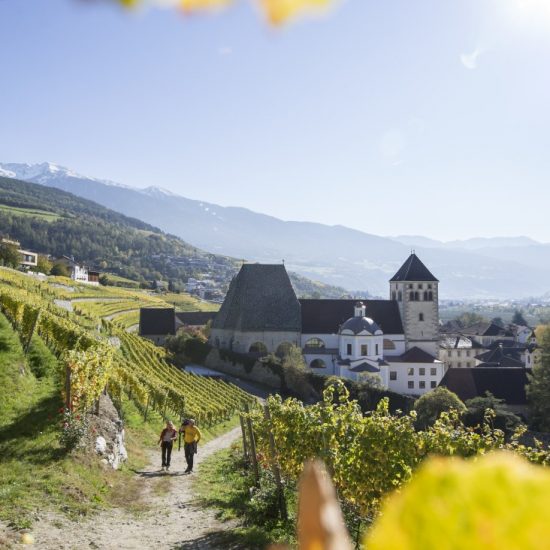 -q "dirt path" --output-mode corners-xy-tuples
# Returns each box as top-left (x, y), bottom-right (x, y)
(30, 427), (242, 550)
